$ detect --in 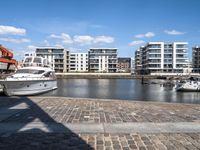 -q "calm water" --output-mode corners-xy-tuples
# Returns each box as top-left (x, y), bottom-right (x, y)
(40, 79), (200, 104)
